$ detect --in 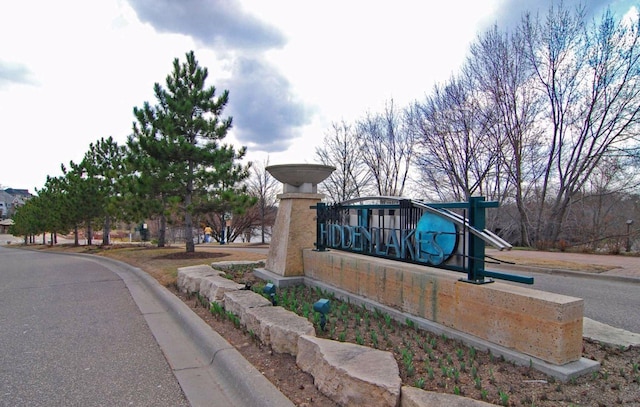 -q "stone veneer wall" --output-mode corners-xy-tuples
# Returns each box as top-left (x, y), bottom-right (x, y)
(302, 249), (584, 365)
